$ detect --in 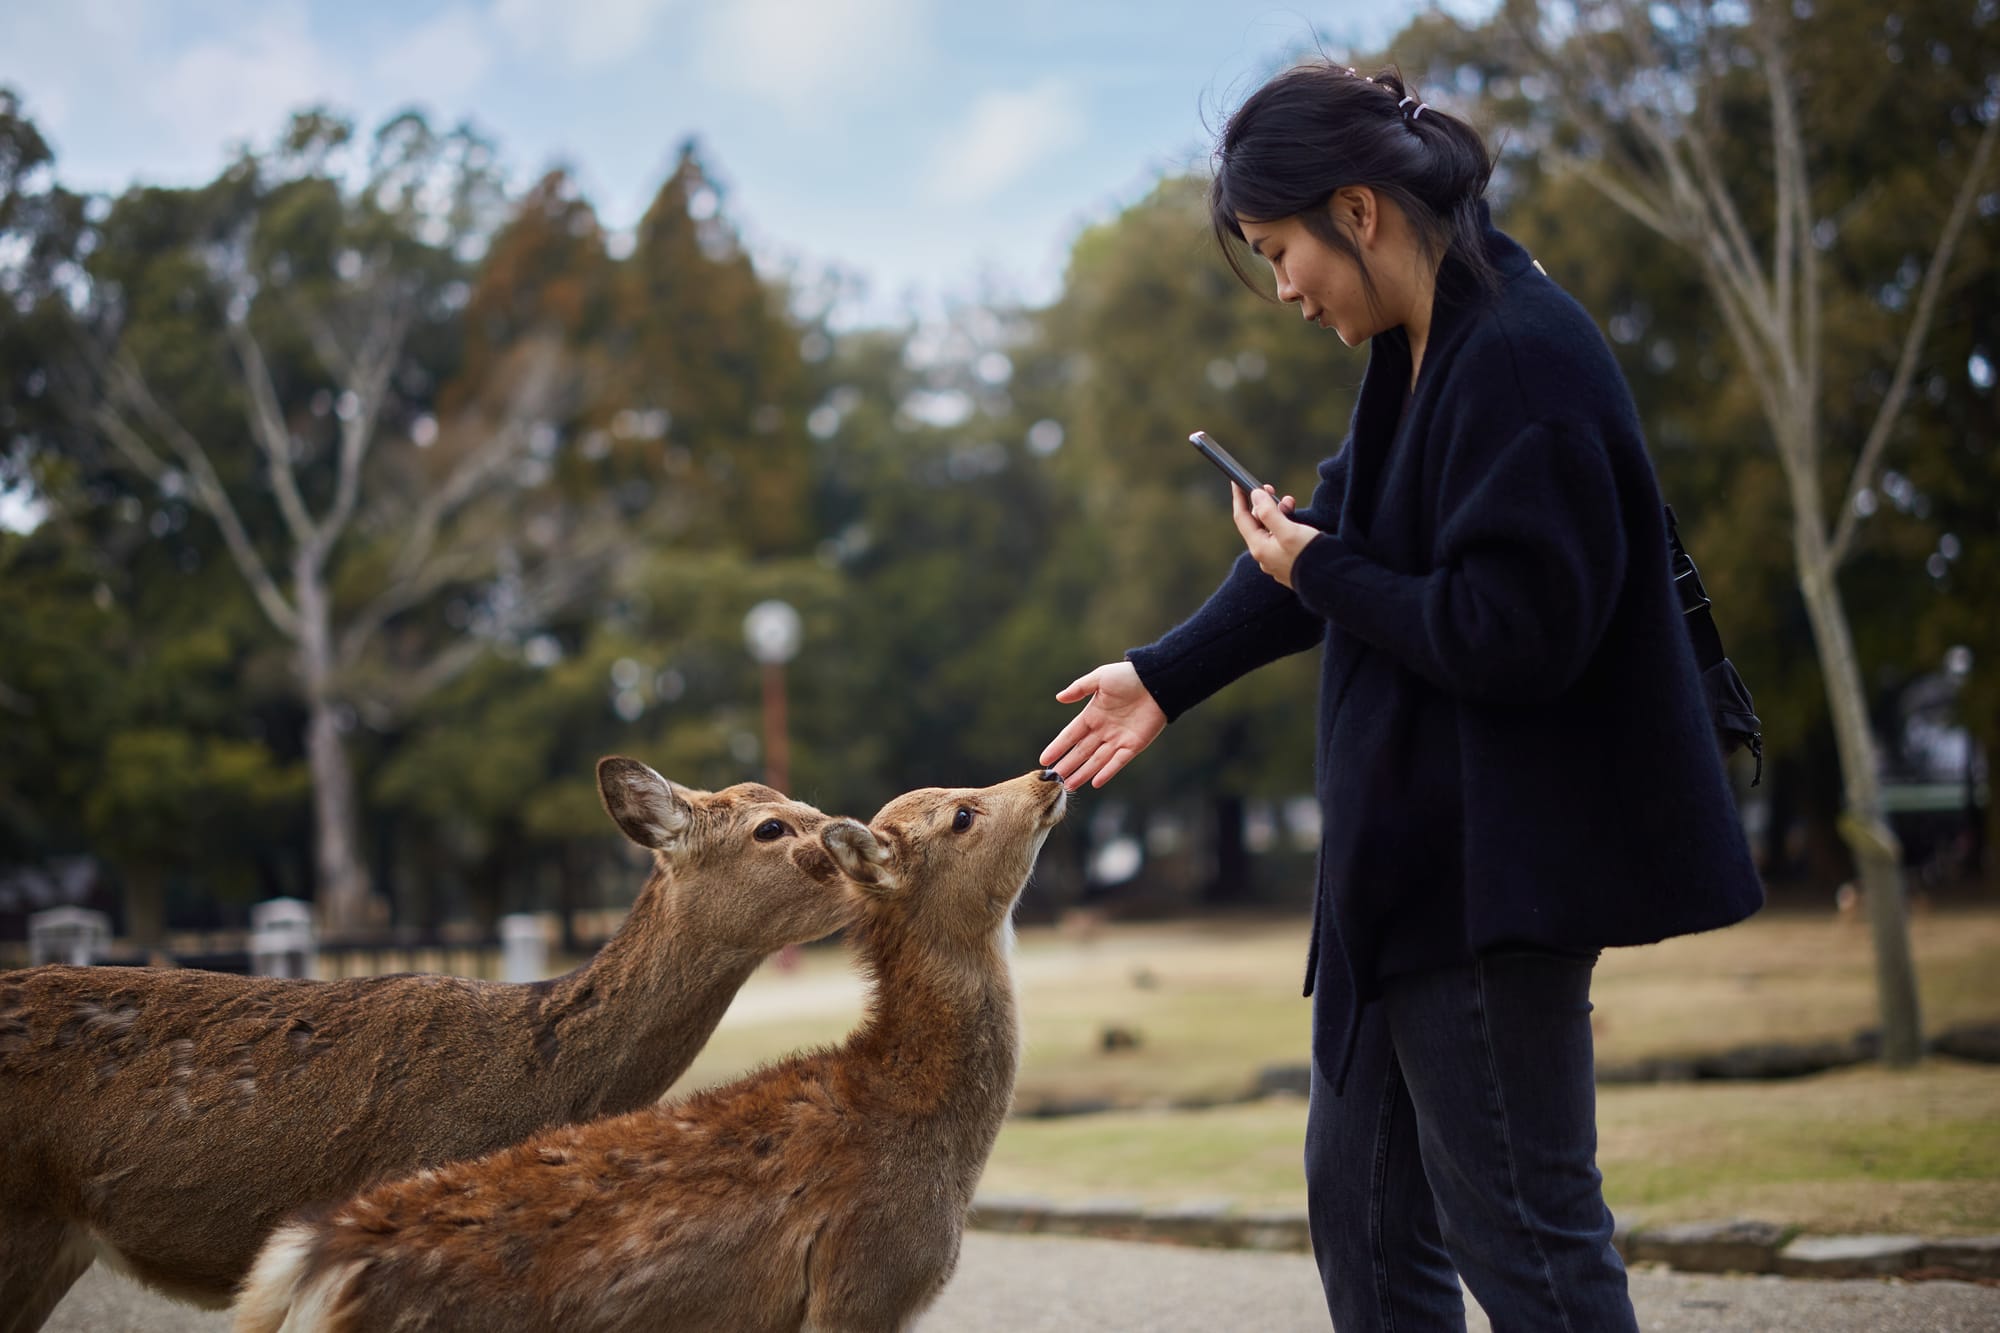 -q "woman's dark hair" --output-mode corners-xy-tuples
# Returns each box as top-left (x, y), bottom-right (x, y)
(1208, 61), (1498, 309)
